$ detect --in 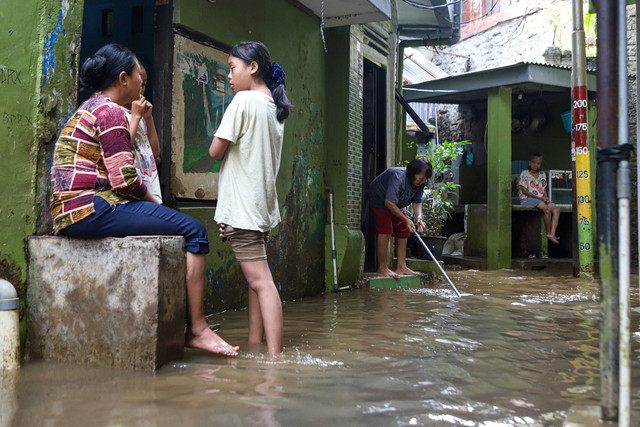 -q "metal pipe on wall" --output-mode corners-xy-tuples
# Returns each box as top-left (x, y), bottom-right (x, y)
(617, 2), (631, 426)
(596, 0), (620, 421)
